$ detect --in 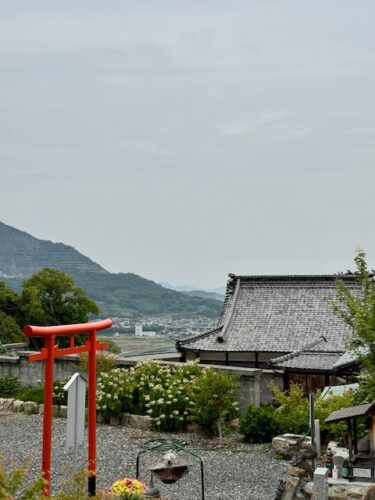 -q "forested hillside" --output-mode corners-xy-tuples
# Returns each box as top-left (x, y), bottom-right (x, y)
(0, 222), (222, 318)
